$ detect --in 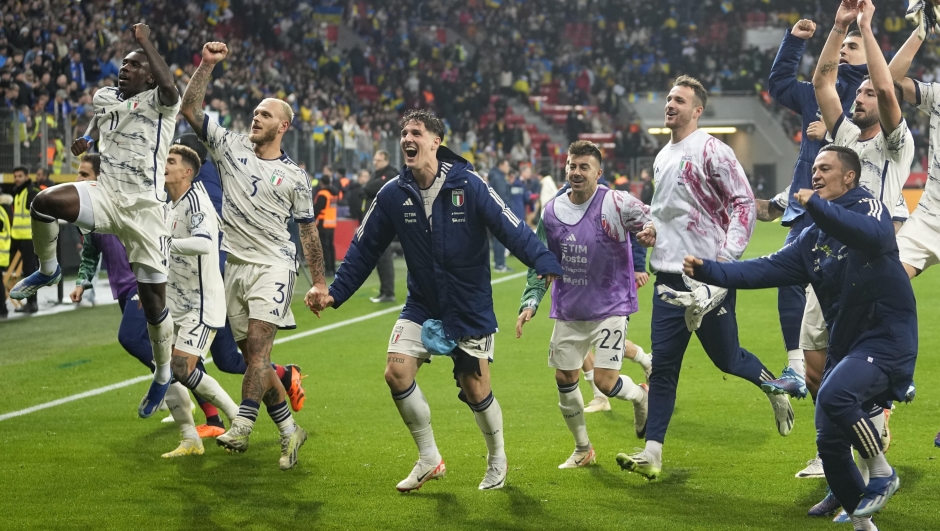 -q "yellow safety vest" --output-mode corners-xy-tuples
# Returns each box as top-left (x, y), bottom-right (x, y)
(0, 206), (10, 268)
(12, 186), (32, 240)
